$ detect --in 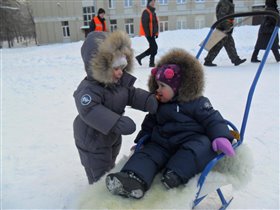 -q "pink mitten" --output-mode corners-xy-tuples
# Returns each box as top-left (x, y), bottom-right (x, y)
(212, 137), (235, 157)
